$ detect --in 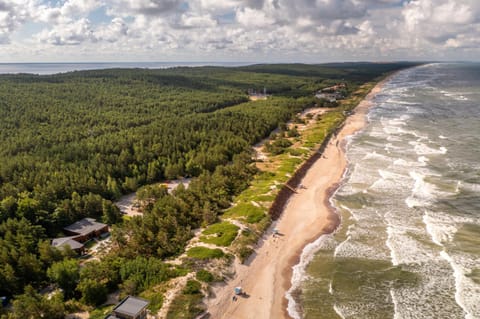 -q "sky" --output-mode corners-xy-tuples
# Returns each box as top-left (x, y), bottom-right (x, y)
(0, 0), (479, 63)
